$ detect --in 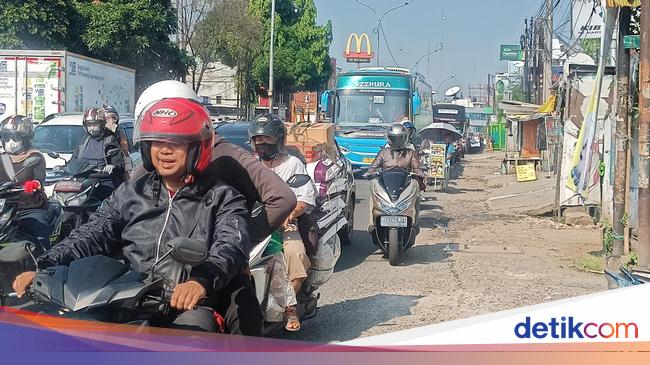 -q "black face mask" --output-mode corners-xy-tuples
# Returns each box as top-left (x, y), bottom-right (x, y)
(255, 143), (279, 161)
